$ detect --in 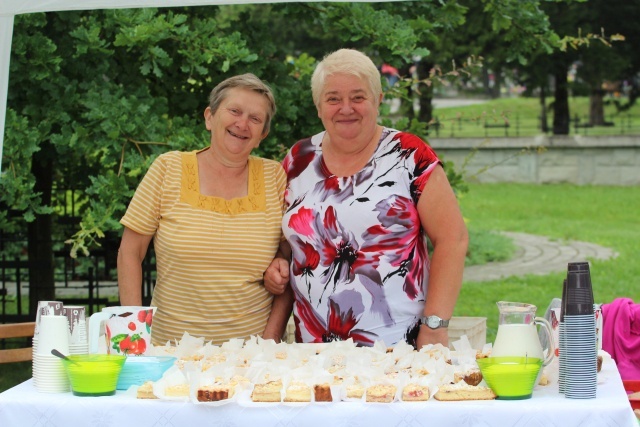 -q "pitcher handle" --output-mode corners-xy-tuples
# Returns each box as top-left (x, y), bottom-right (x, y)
(88, 311), (109, 354)
(535, 316), (555, 366)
